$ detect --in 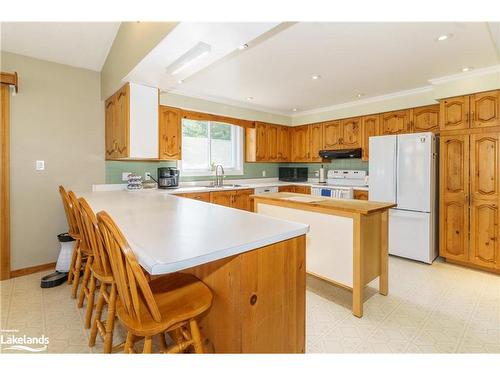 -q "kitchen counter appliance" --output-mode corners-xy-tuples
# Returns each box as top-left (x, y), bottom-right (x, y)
(279, 167), (308, 182)
(311, 169), (367, 199)
(157, 167), (180, 189)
